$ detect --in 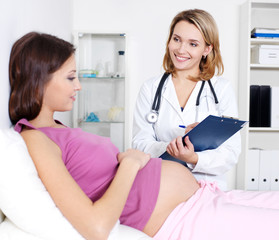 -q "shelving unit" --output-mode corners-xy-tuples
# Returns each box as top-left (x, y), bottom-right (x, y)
(72, 32), (127, 152)
(237, 0), (279, 189)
